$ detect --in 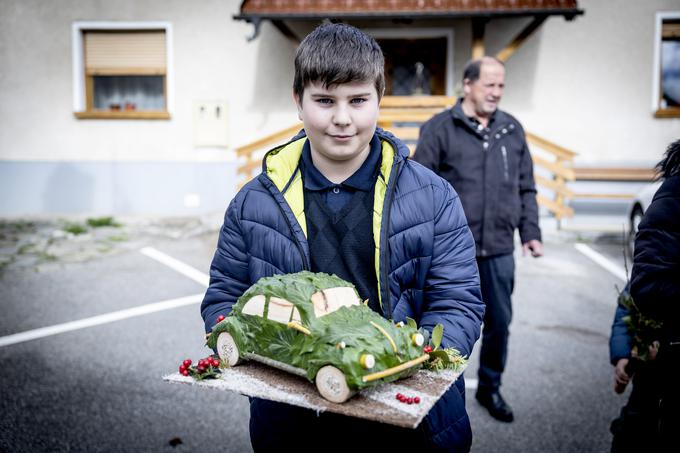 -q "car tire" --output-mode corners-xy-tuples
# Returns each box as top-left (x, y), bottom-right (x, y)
(216, 332), (241, 367)
(315, 365), (353, 403)
(628, 206), (644, 258)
